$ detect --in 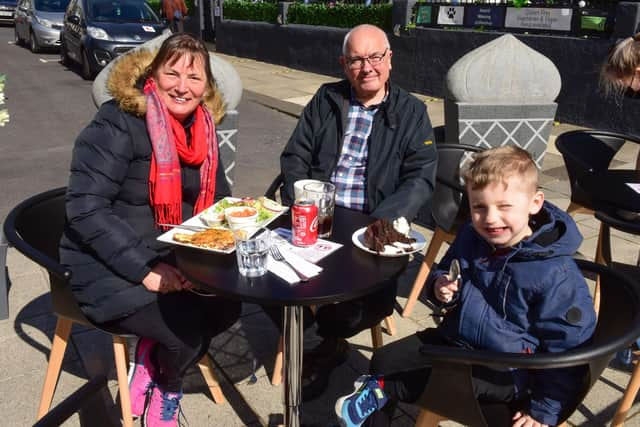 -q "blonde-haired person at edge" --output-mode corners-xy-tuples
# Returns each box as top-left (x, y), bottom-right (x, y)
(601, 33), (640, 172)
(600, 32), (640, 367)
(163, 0), (188, 33)
(60, 33), (241, 427)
